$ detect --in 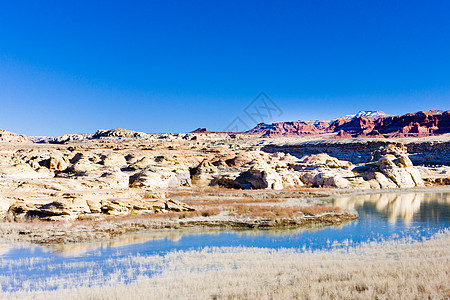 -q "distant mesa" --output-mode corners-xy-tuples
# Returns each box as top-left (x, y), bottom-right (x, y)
(92, 128), (148, 139)
(0, 129), (28, 143)
(190, 128), (210, 133)
(248, 110), (450, 138)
